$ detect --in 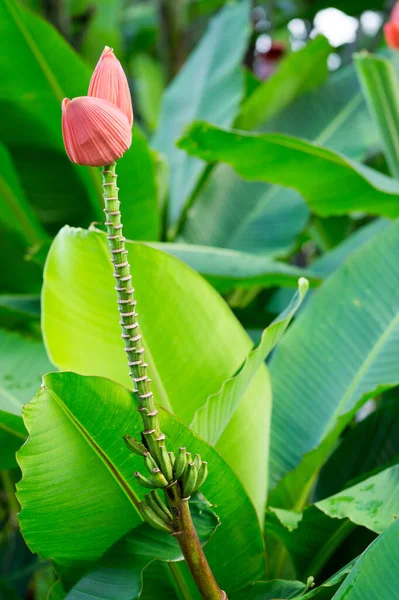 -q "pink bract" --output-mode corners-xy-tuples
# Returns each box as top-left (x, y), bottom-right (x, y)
(88, 46), (133, 126)
(62, 96), (132, 167)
